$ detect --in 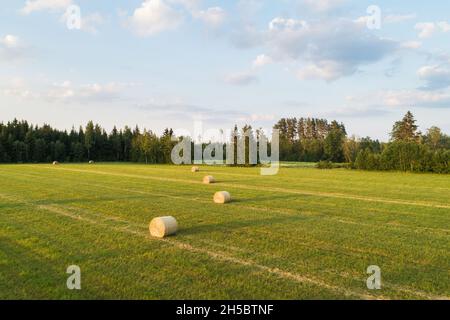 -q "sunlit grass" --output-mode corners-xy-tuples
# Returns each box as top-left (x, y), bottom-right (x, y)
(0, 163), (448, 299)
